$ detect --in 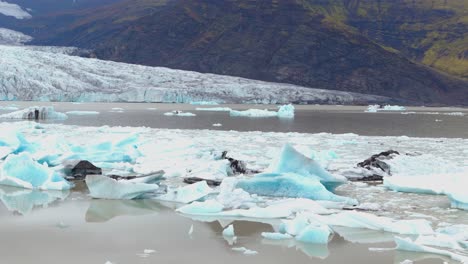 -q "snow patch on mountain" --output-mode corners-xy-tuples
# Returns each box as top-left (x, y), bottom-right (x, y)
(0, 1), (31, 19)
(0, 28), (32, 45)
(0, 45), (391, 104)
